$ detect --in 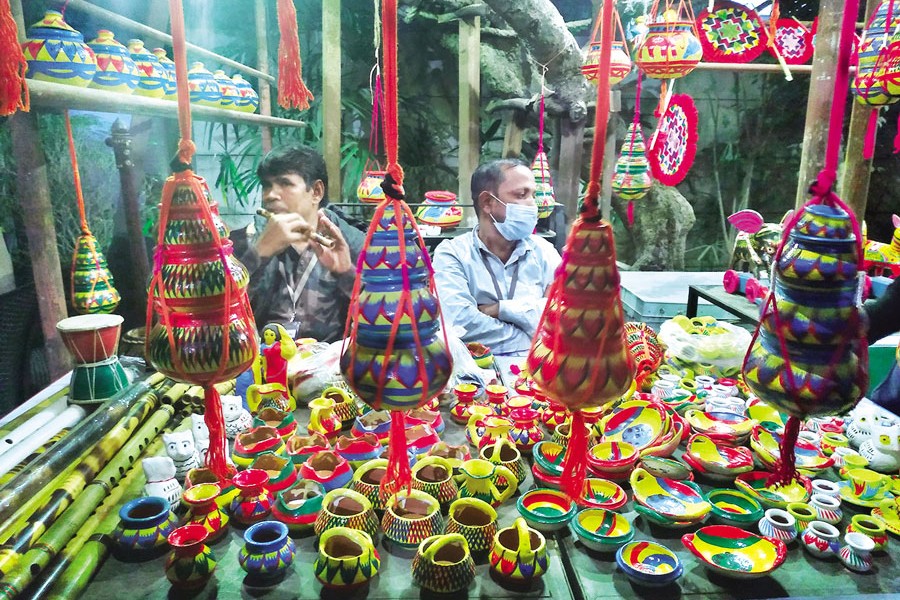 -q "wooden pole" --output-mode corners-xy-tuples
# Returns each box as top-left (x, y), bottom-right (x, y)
(839, 0), (881, 220)
(322, 0), (342, 202)
(105, 120), (149, 317)
(501, 111), (524, 159)
(601, 91), (621, 221)
(795, 0), (844, 208)
(8, 0), (70, 379)
(458, 16), (481, 213)
(556, 115), (586, 220)
(255, 1), (273, 154)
